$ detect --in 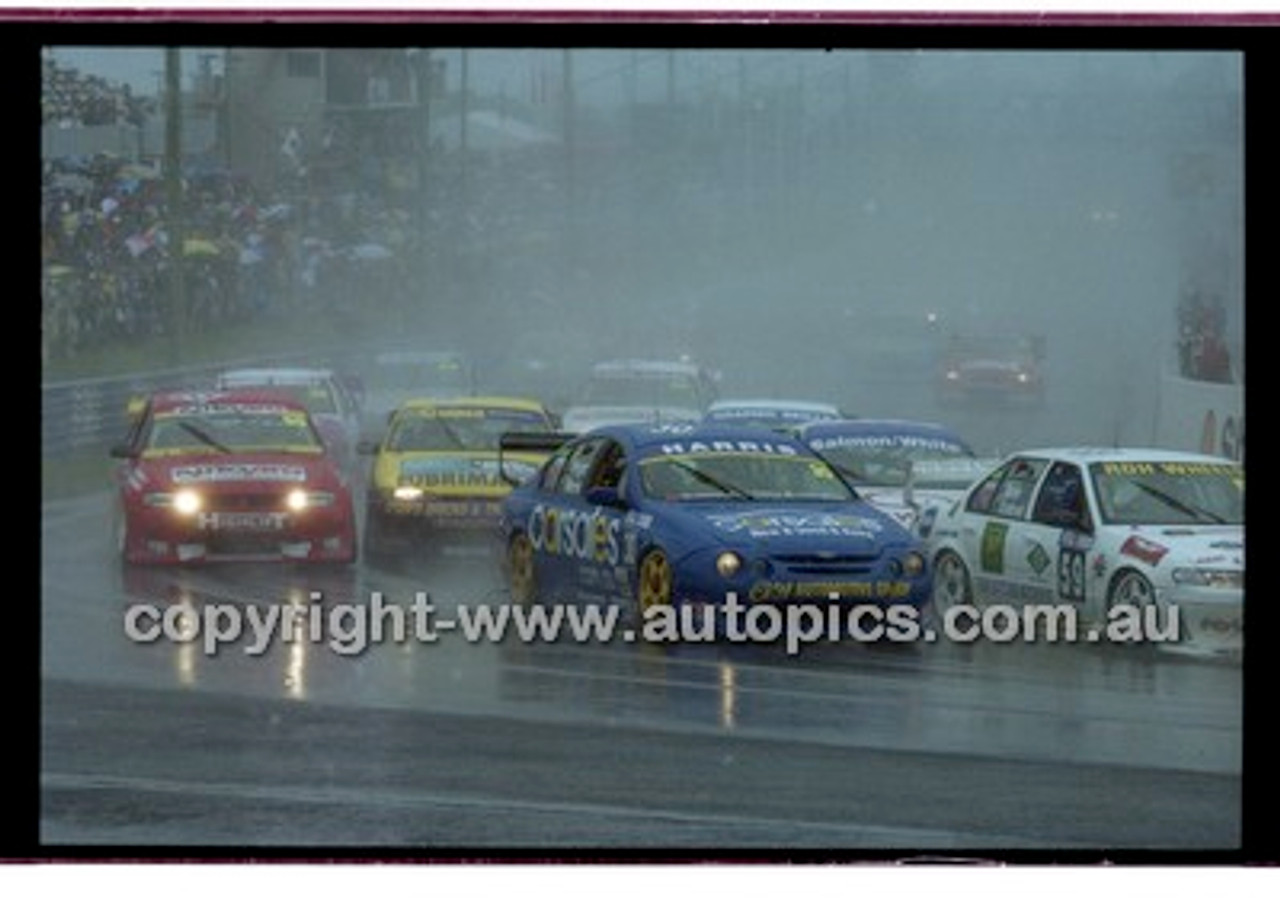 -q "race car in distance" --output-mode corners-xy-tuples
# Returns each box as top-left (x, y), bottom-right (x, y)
(703, 398), (844, 433)
(498, 423), (932, 635)
(215, 367), (362, 471)
(796, 418), (998, 534)
(560, 358), (719, 434)
(357, 349), (476, 435)
(110, 389), (358, 565)
(924, 448), (1243, 658)
(935, 333), (1045, 406)
(360, 396), (558, 558)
